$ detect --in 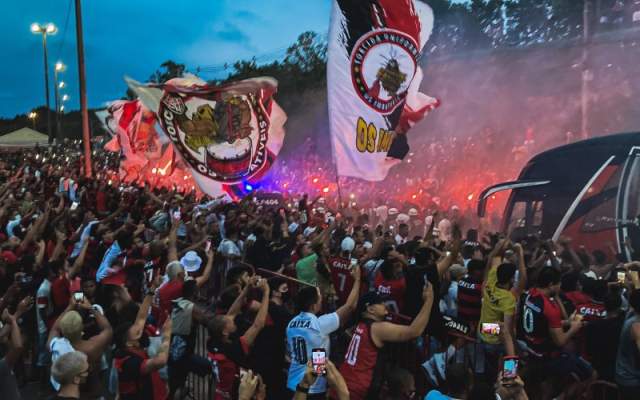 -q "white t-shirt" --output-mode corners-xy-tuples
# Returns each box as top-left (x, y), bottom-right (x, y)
(217, 239), (242, 272)
(49, 337), (75, 390)
(36, 279), (52, 335)
(286, 311), (340, 394)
